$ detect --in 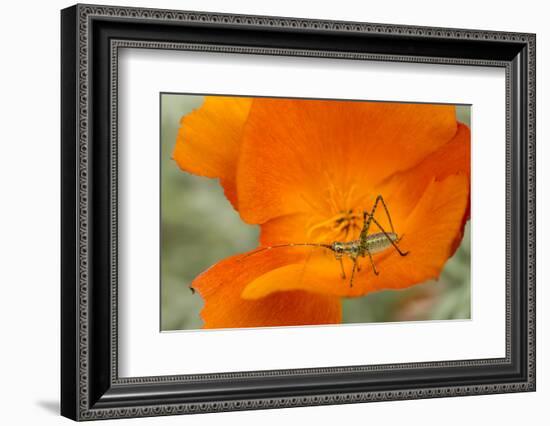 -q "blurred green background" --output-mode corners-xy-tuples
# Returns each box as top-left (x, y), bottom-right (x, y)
(160, 94), (471, 331)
